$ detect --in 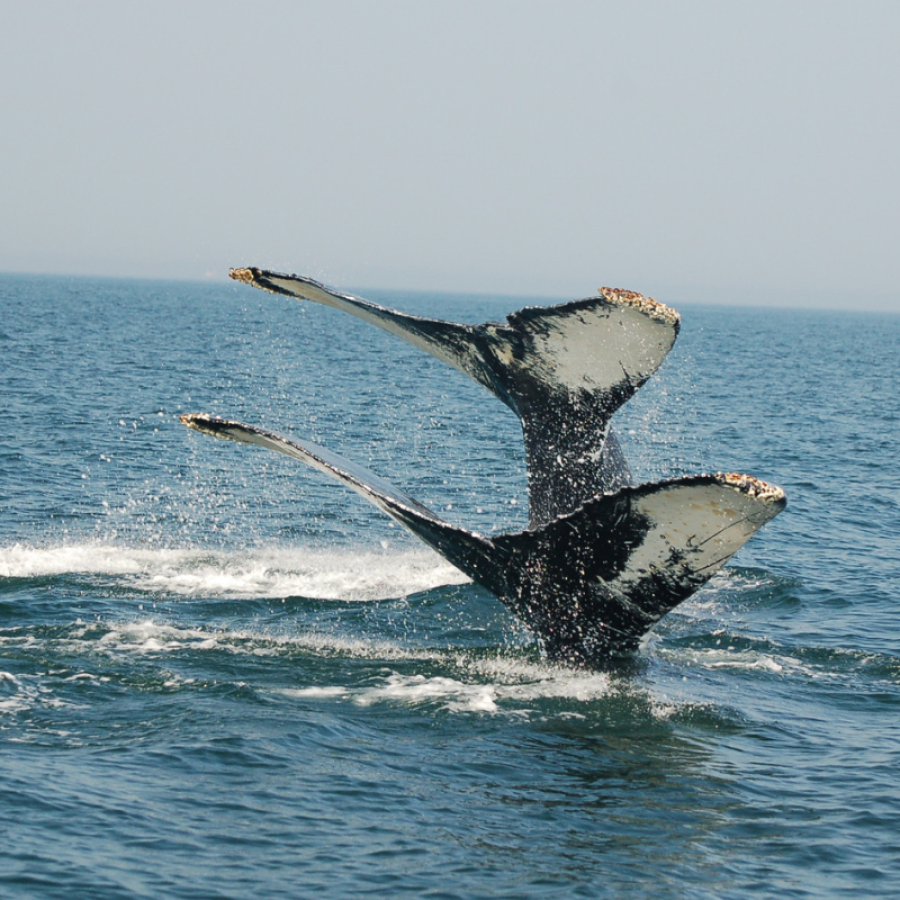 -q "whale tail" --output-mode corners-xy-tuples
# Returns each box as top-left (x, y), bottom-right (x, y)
(182, 413), (785, 666)
(228, 268), (681, 527)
